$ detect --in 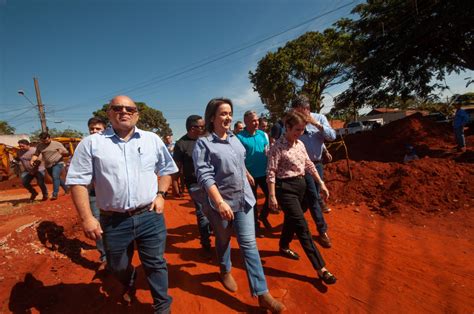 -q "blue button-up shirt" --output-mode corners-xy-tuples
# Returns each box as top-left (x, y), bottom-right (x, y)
(299, 112), (336, 162)
(193, 131), (255, 212)
(454, 108), (469, 129)
(66, 127), (178, 212)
